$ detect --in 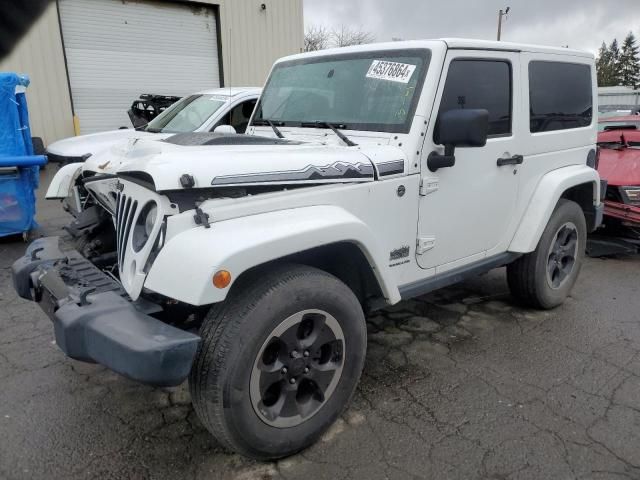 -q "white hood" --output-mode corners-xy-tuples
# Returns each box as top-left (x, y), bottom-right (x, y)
(83, 134), (408, 192)
(46, 129), (160, 158)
